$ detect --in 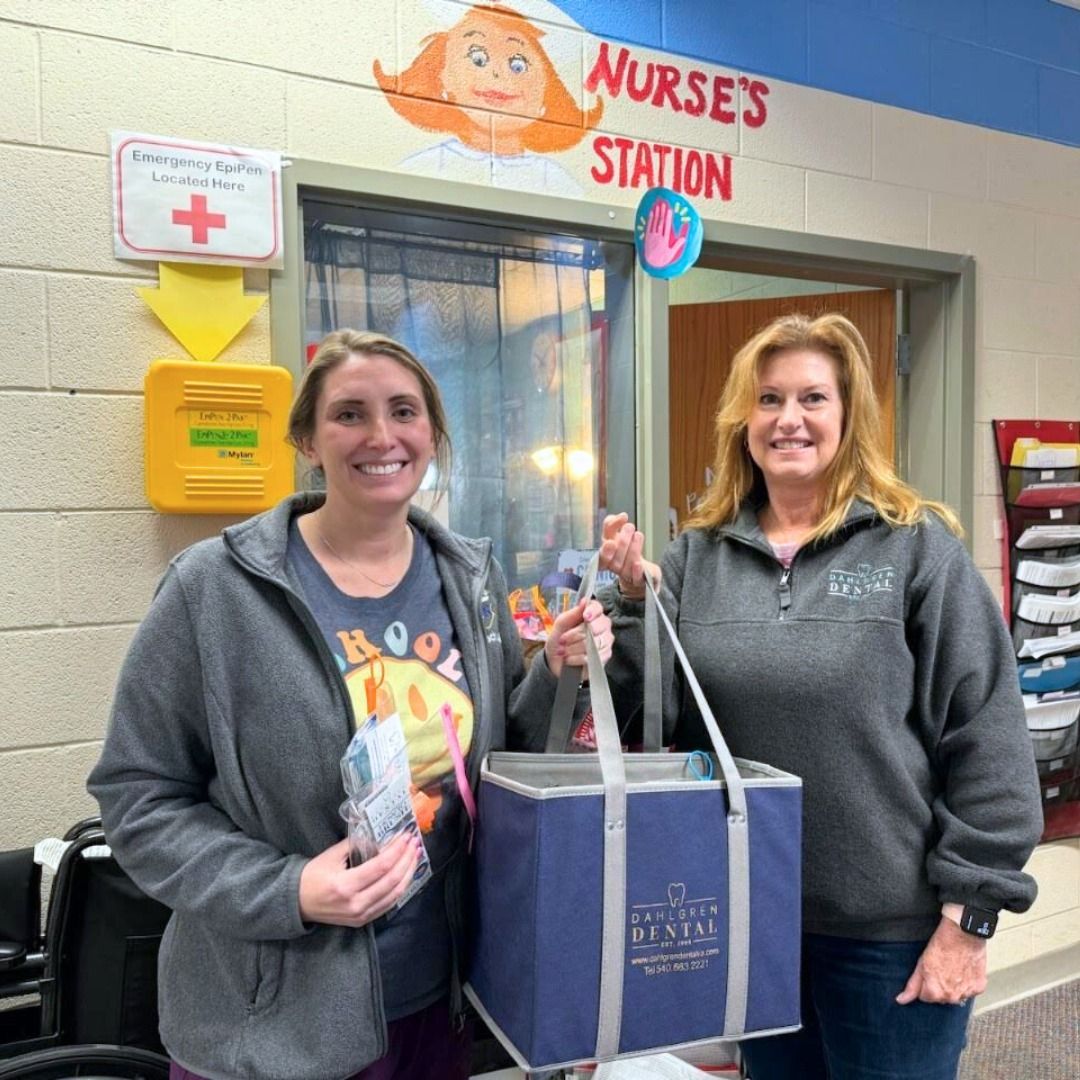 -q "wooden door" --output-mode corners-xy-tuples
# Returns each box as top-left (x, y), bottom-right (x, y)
(668, 290), (896, 526)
